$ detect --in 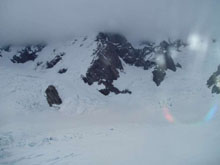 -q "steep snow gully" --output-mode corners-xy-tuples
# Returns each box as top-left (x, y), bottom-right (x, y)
(0, 32), (220, 165)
